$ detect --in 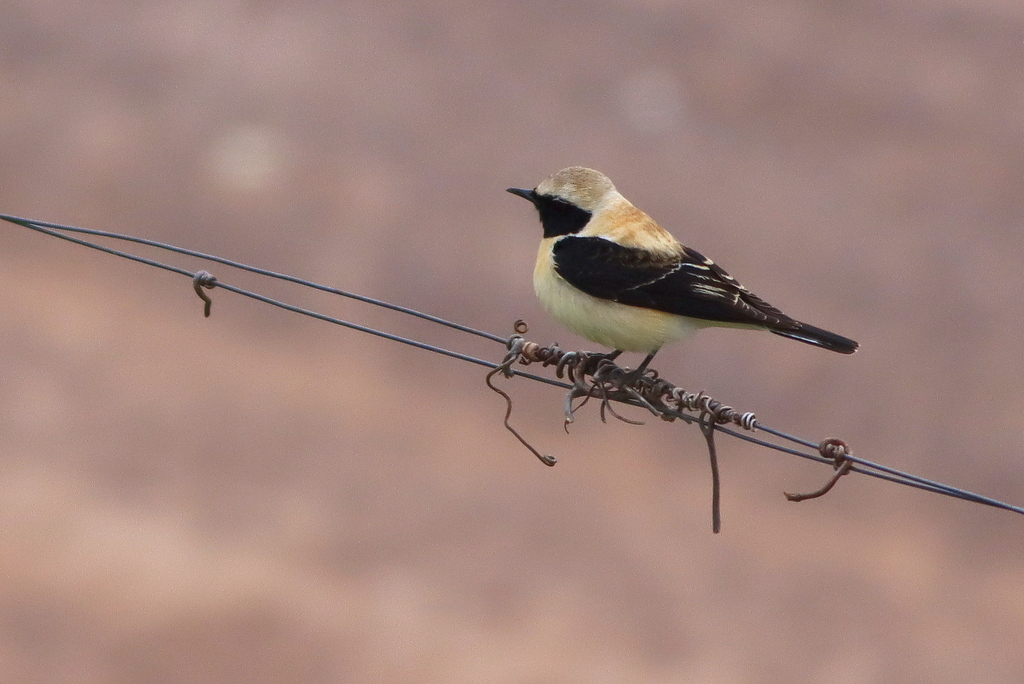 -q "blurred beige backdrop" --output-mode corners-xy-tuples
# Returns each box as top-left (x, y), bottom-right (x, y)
(2, 1), (1023, 682)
